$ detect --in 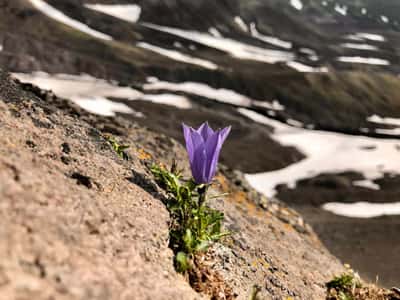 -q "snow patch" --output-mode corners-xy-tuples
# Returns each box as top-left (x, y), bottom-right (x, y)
(287, 119), (304, 128)
(299, 48), (316, 56)
(249, 23), (292, 49)
(367, 115), (400, 127)
(143, 23), (295, 64)
(337, 56), (389, 65)
(286, 61), (328, 73)
(141, 94), (192, 109)
(290, 0), (303, 10)
(322, 202), (400, 218)
(334, 4), (347, 15)
(73, 96), (141, 117)
(85, 4), (141, 23)
(238, 108), (400, 198)
(173, 41), (183, 48)
(208, 27), (222, 38)
(374, 128), (400, 136)
(137, 42), (218, 70)
(12, 72), (191, 111)
(381, 15), (389, 23)
(143, 80), (284, 110)
(234, 16), (248, 32)
(28, 0), (112, 41)
(341, 43), (378, 51)
(353, 180), (380, 190)
(346, 33), (385, 42)
(13, 72), (141, 100)
(299, 48), (319, 61)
